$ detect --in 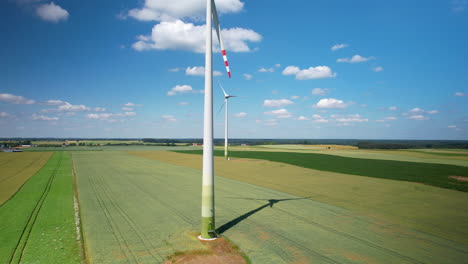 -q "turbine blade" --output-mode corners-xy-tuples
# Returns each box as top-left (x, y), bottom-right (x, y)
(212, 0), (231, 78)
(216, 101), (226, 116)
(218, 81), (228, 97)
